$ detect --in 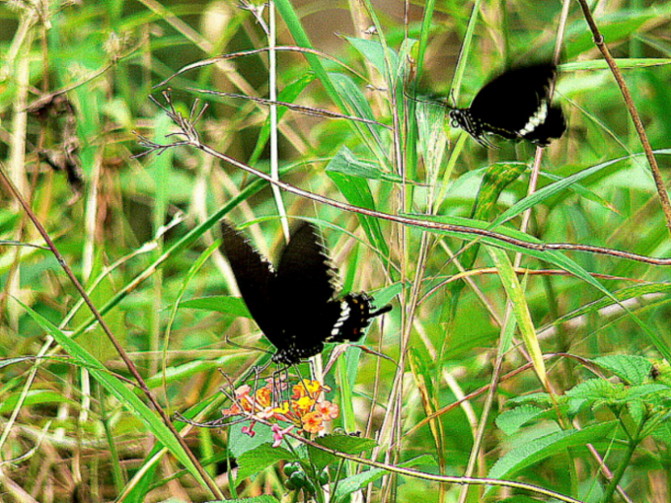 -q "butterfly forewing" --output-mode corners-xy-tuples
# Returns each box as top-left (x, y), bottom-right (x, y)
(219, 222), (282, 344)
(276, 224), (350, 341)
(469, 64), (554, 135)
(454, 63), (566, 146)
(275, 223), (340, 310)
